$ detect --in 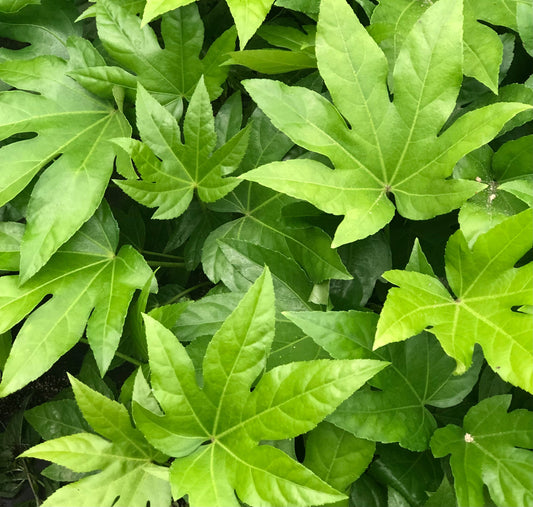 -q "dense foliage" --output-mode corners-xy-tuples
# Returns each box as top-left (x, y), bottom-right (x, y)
(0, 0), (532, 506)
